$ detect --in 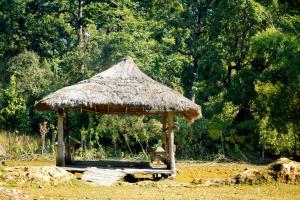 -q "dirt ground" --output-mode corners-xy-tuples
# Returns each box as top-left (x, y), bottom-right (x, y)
(2, 160), (300, 200)
(176, 161), (264, 182)
(6, 183), (297, 200)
